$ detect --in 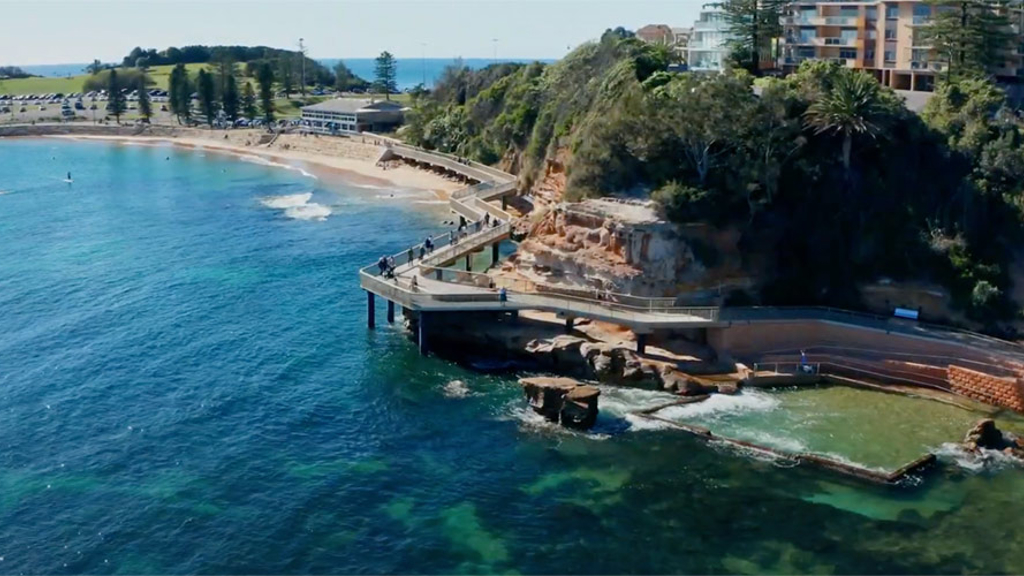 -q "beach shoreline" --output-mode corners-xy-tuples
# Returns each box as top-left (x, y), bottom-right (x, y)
(18, 126), (462, 199)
